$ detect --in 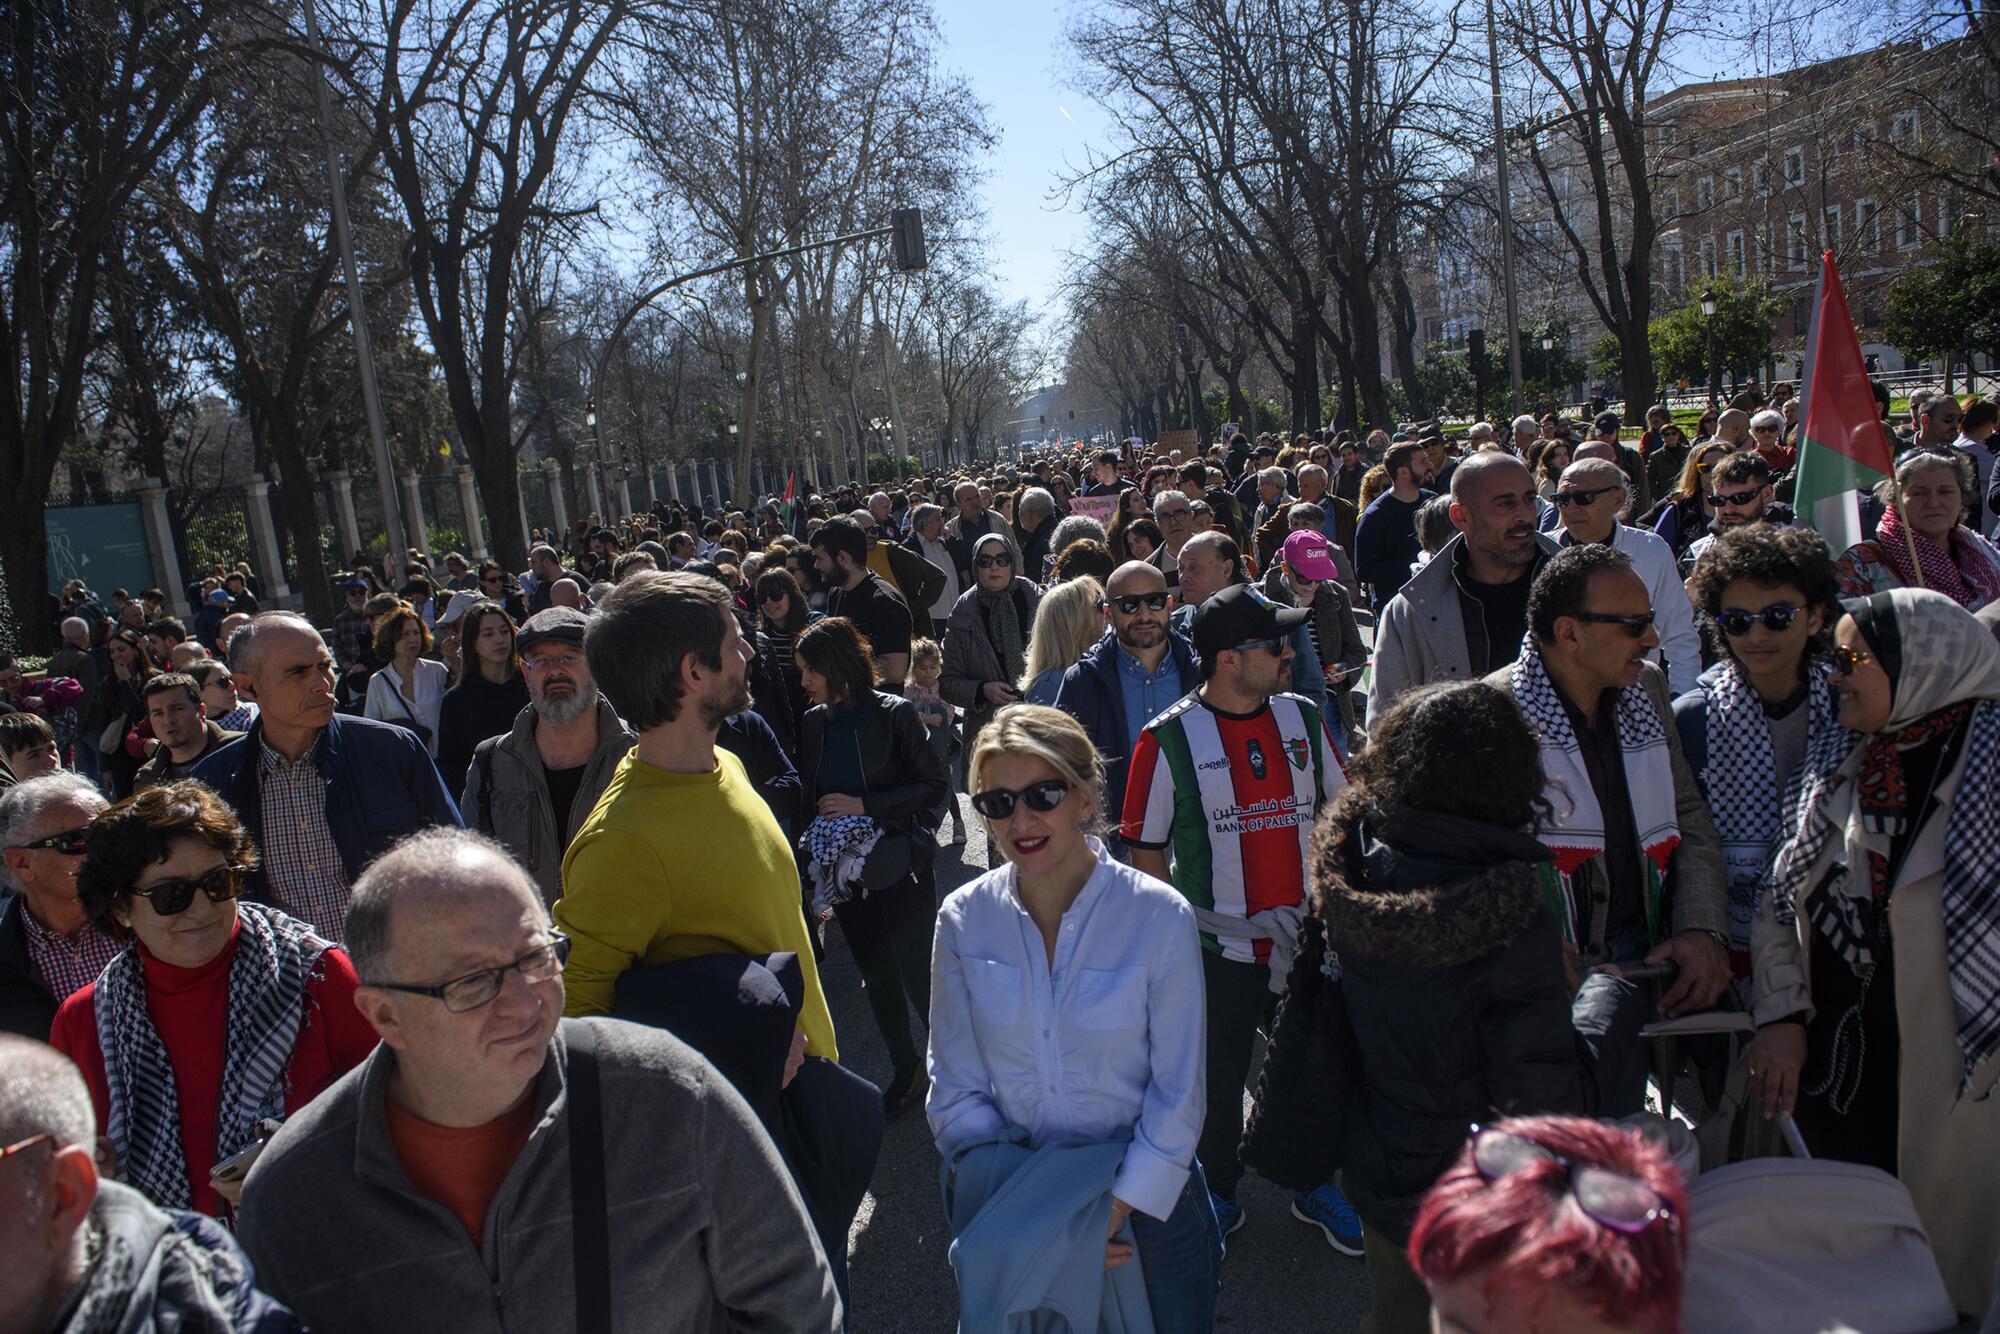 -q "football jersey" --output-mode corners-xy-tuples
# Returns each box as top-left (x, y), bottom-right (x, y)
(1121, 690), (1346, 961)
